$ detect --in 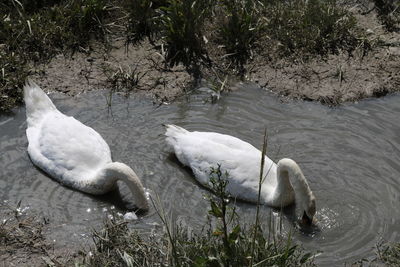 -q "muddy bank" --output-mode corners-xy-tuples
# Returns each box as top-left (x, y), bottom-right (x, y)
(33, 38), (192, 103)
(246, 8), (400, 105)
(31, 9), (400, 105)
